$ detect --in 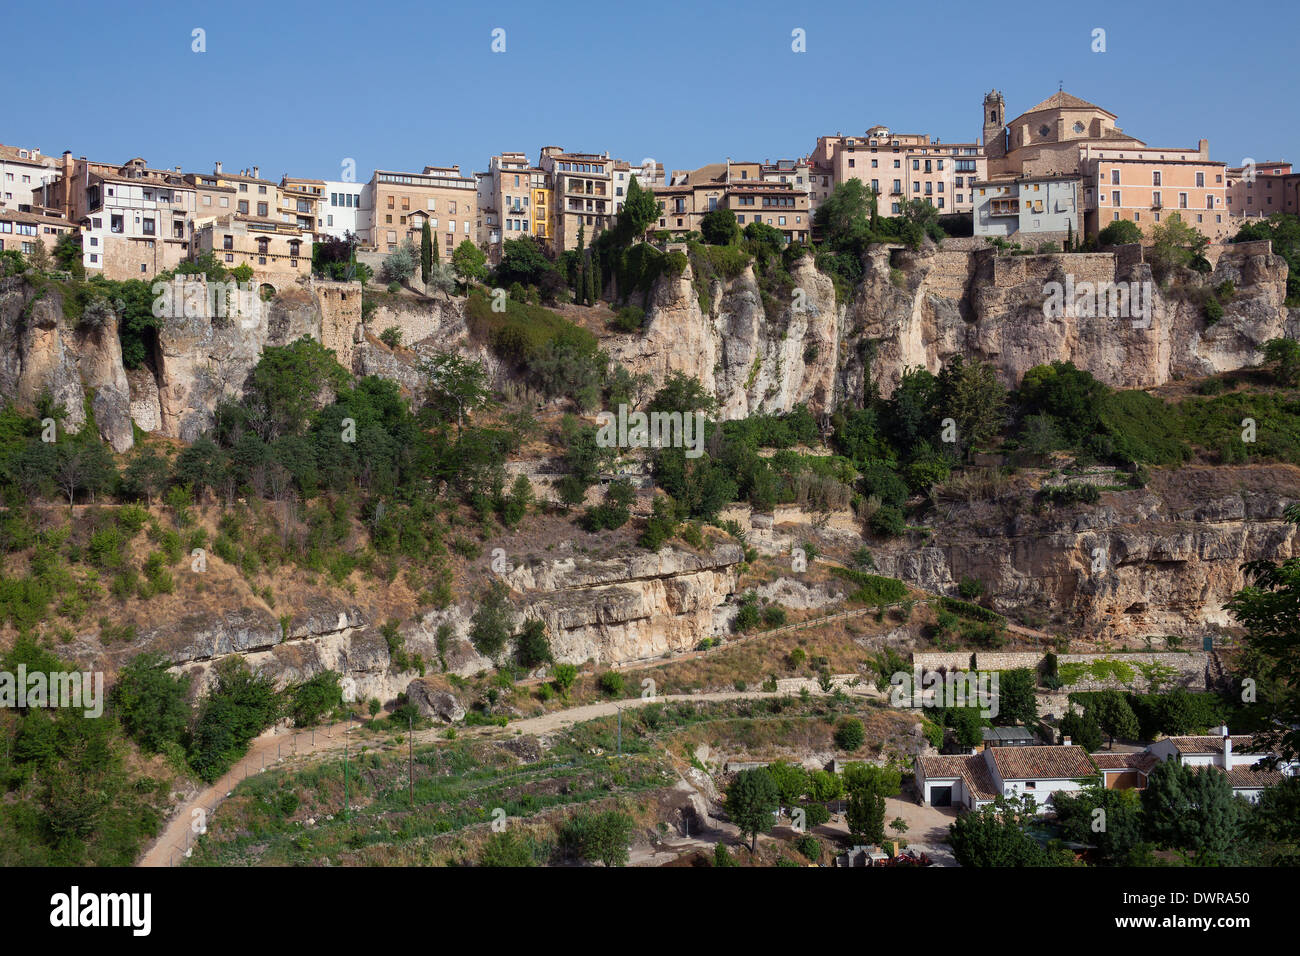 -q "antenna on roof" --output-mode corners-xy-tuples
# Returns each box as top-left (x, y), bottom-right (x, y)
(1059, 80), (1063, 92)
